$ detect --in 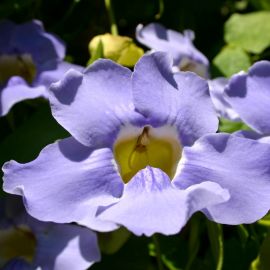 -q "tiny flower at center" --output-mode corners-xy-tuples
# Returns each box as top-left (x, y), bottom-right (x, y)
(114, 126), (182, 183)
(0, 225), (36, 266)
(0, 54), (36, 84)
